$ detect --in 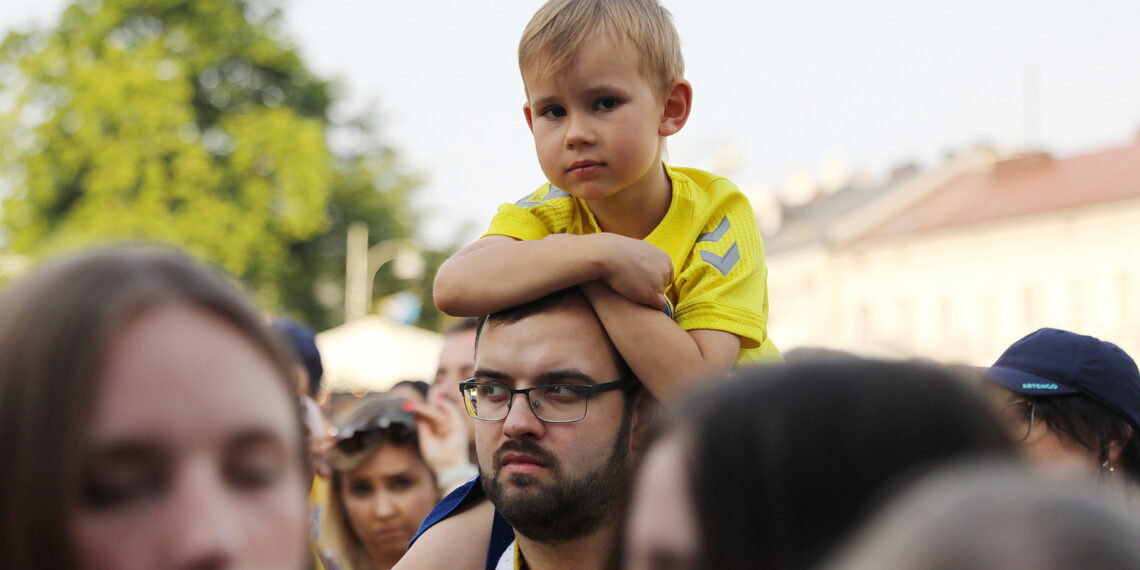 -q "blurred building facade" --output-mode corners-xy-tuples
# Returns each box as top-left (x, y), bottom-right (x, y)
(764, 140), (1140, 365)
